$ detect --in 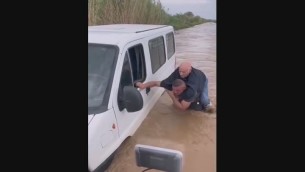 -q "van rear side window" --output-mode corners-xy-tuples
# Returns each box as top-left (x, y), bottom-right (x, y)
(166, 32), (175, 59)
(149, 36), (166, 73)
